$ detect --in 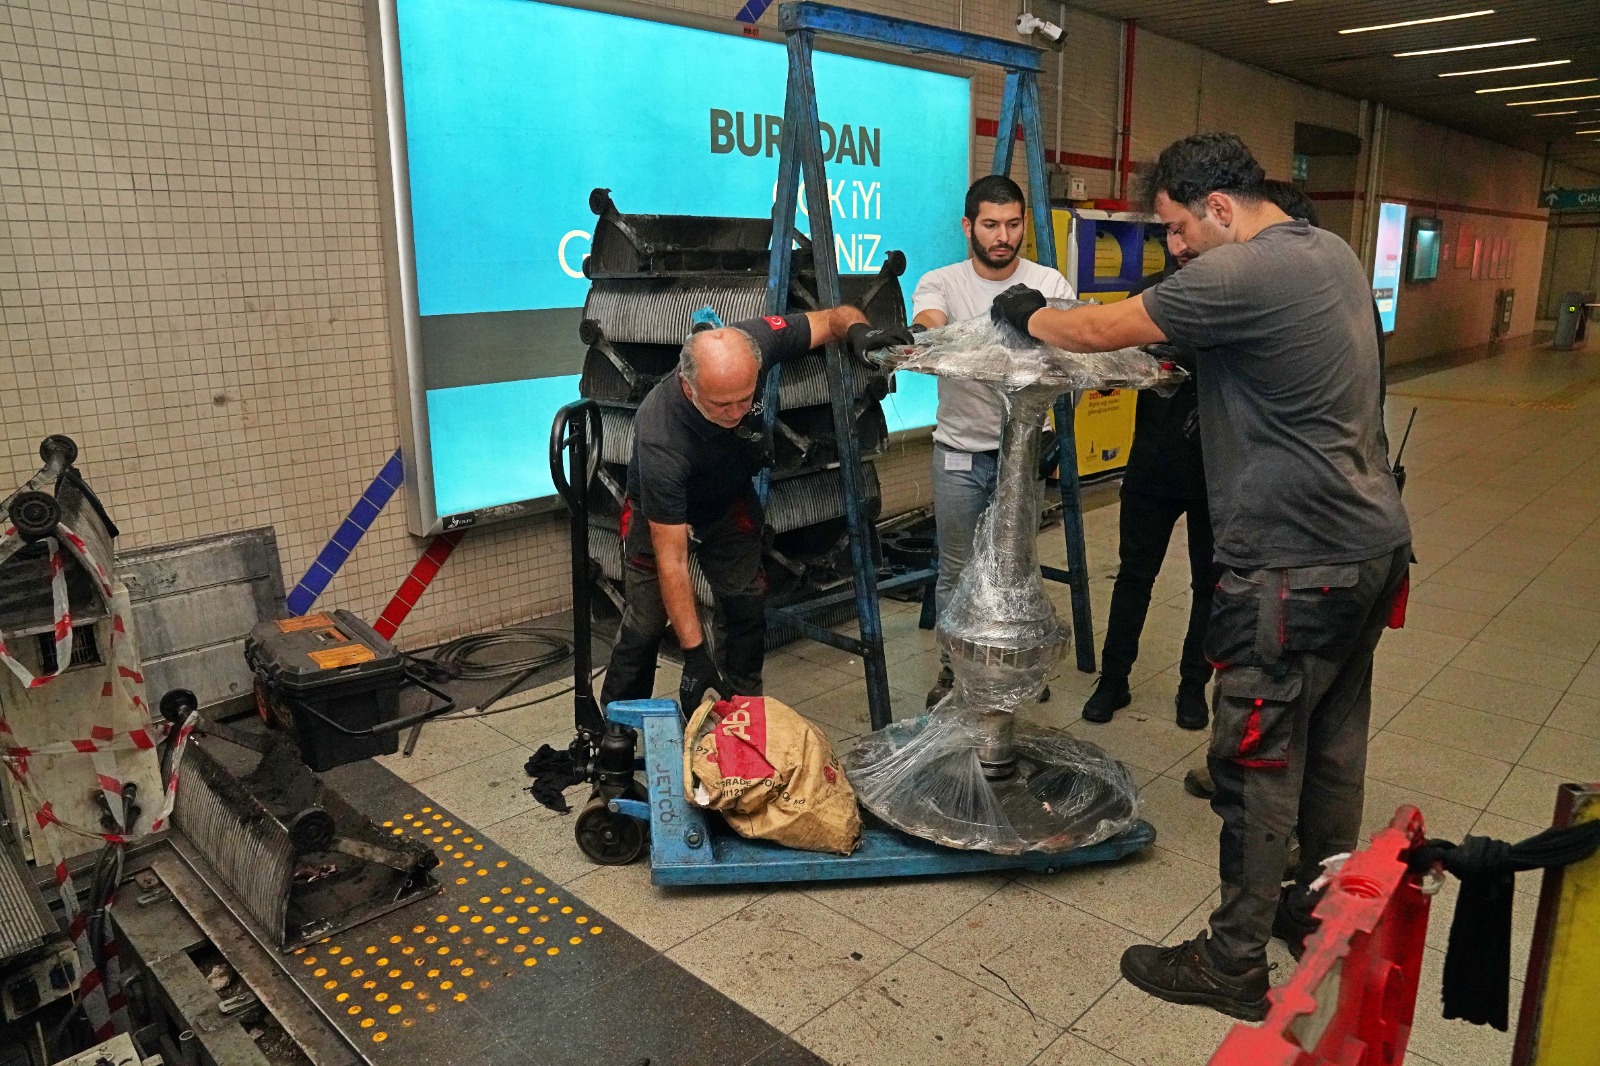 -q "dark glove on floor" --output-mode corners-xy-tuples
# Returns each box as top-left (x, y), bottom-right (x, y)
(523, 744), (584, 814)
(991, 284), (1047, 335)
(678, 643), (730, 714)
